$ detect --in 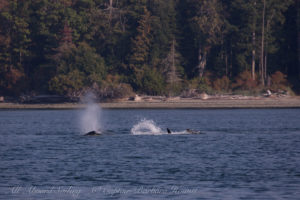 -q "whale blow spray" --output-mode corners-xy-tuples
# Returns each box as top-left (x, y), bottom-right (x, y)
(80, 92), (101, 134)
